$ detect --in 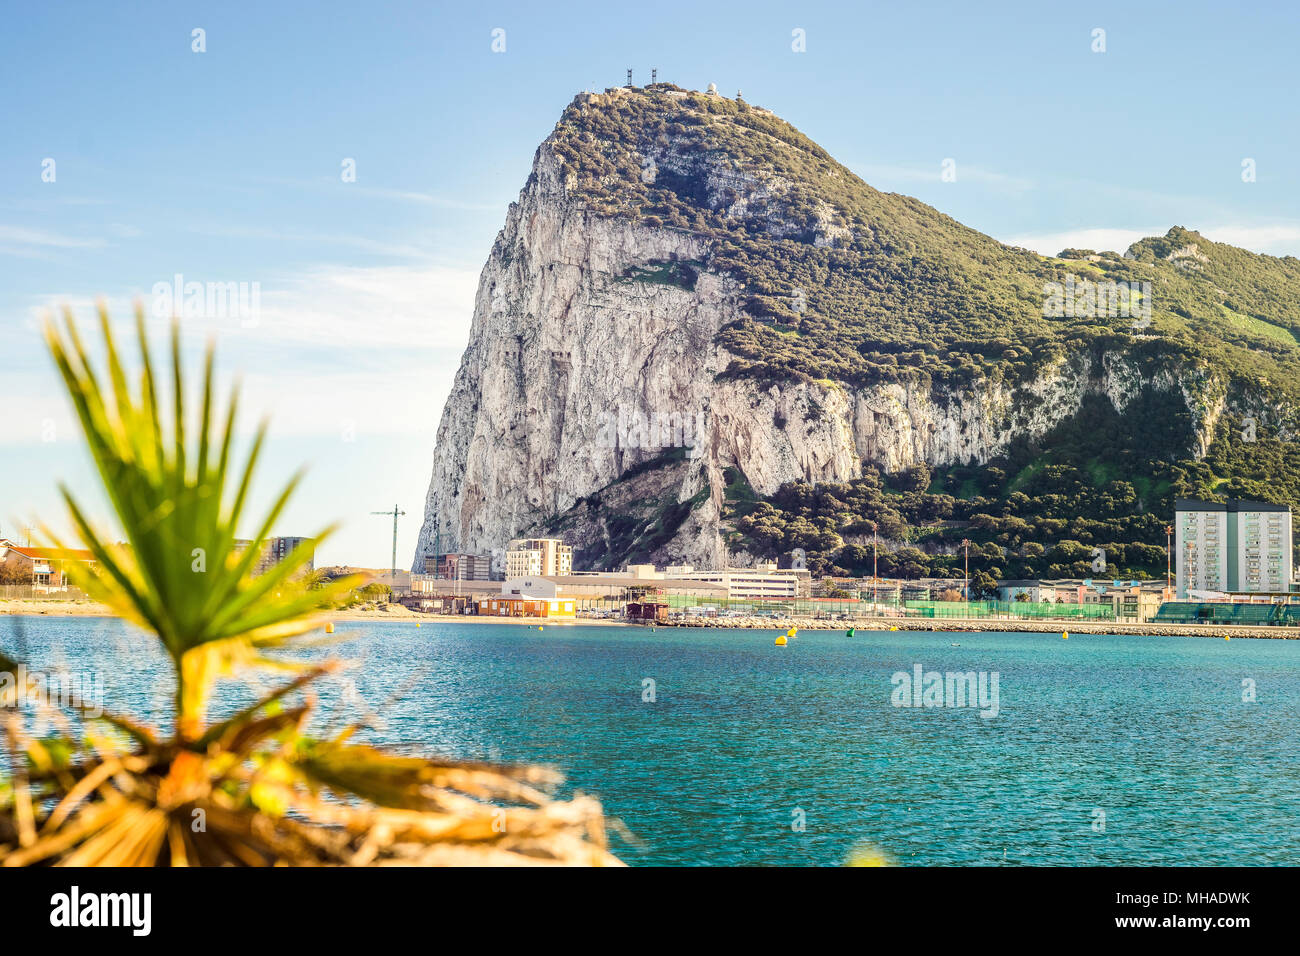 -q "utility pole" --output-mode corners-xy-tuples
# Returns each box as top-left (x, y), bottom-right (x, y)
(961, 538), (971, 602)
(869, 520), (879, 611)
(370, 505), (405, 589)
